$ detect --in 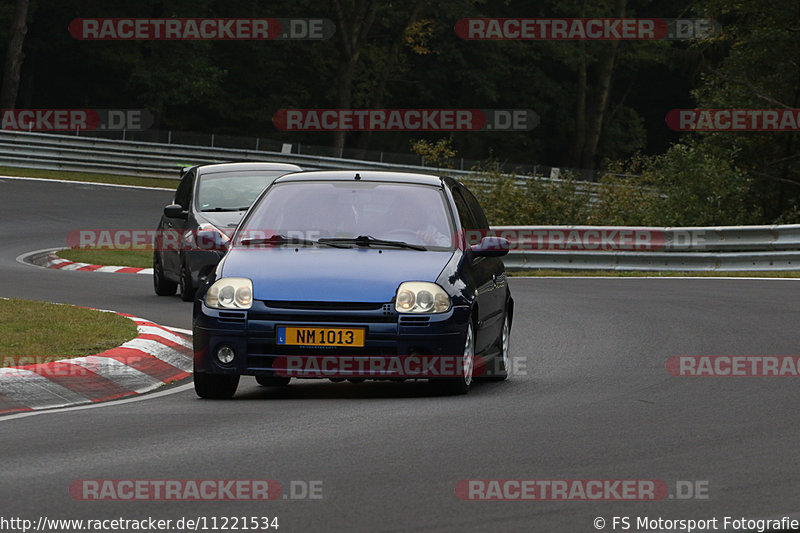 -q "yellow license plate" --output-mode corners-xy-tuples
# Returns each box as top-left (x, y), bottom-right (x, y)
(277, 326), (365, 347)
